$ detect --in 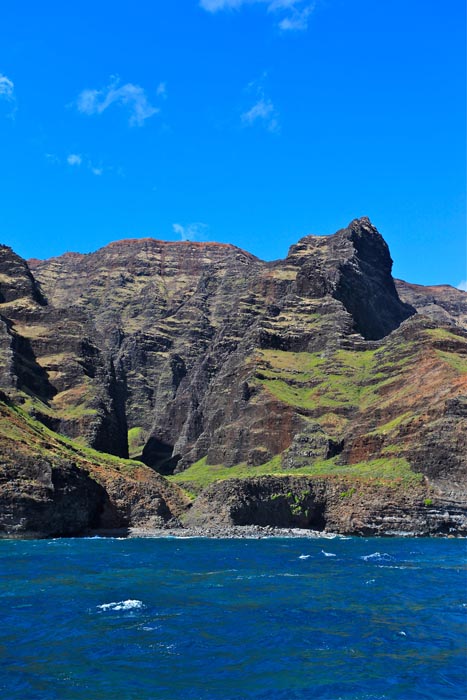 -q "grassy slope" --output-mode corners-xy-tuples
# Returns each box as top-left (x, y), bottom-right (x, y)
(170, 326), (467, 492)
(0, 397), (144, 478)
(256, 326), (467, 437)
(169, 454), (422, 494)
(3, 326), (465, 497)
